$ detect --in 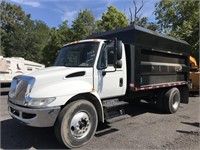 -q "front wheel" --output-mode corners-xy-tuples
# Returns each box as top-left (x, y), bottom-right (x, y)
(54, 100), (98, 148)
